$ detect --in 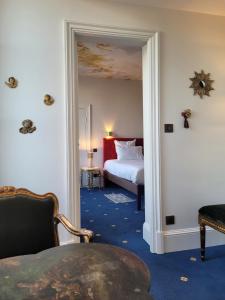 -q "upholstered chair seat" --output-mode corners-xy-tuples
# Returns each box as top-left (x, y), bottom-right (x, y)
(199, 204), (225, 261)
(0, 186), (93, 259)
(199, 205), (225, 225)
